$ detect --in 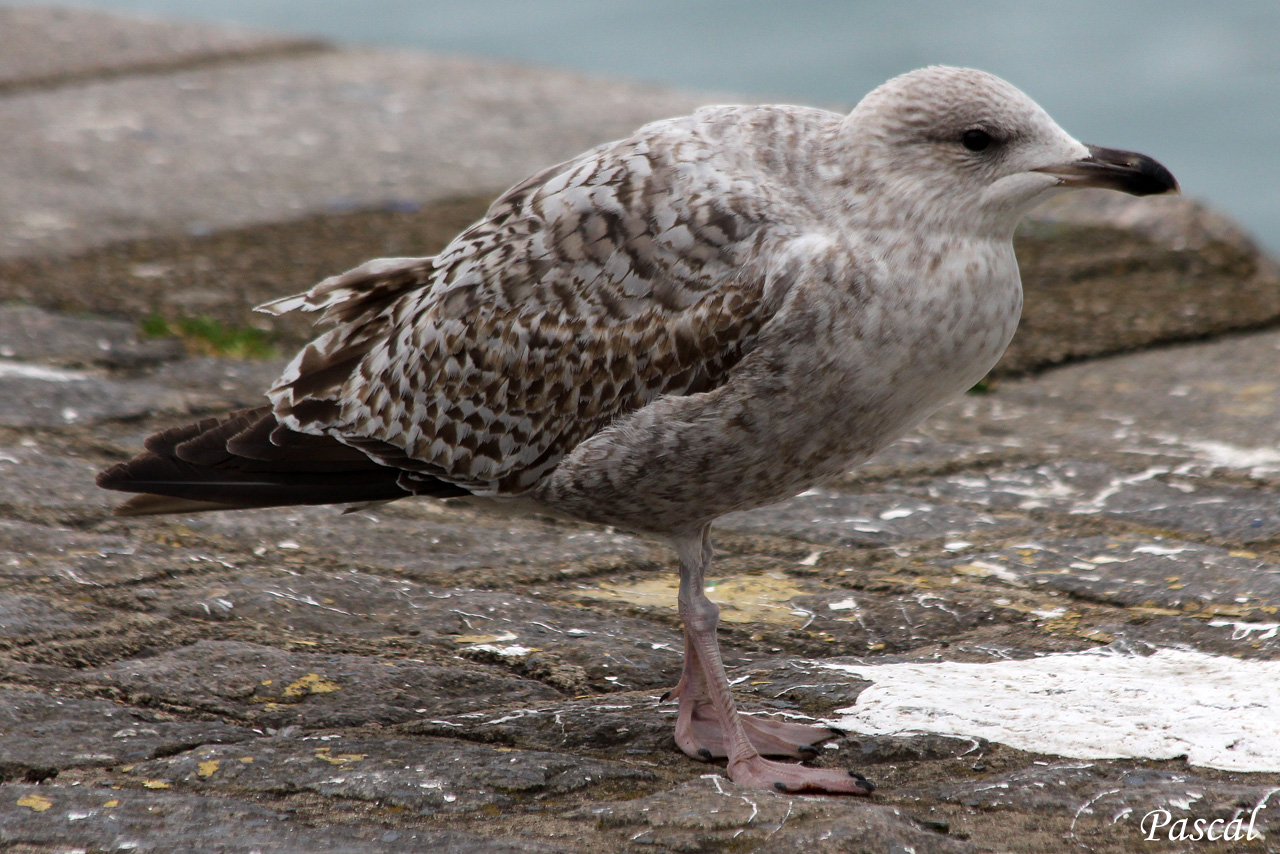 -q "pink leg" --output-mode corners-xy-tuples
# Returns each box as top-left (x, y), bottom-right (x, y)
(670, 528), (873, 795)
(667, 626), (842, 760)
